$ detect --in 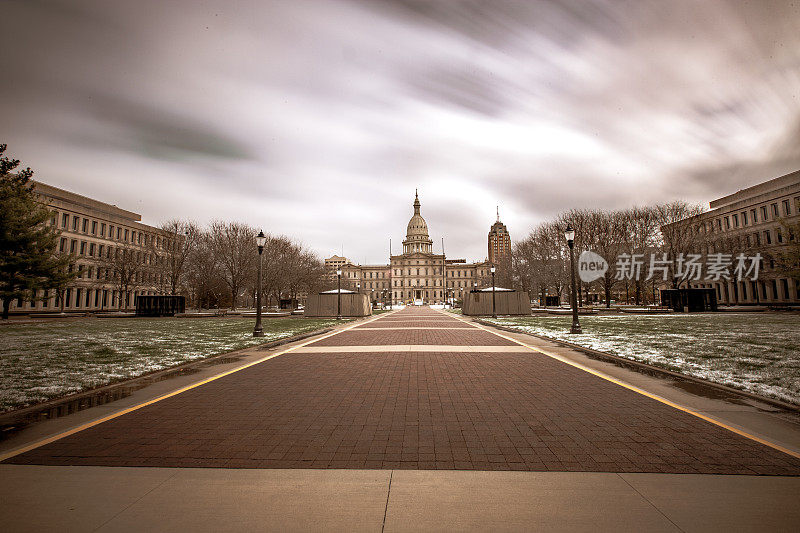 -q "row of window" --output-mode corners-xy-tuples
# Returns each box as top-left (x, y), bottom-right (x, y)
(69, 261), (164, 285)
(58, 238), (166, 267)
(360, 282), (388, 290)
(11, 289), (160, 310)
(393, 279), (443, 287)
(340, 267), (486, 279)
(392, 290), (442, 299)
(50, 210), (169, 249)
(710, 197), (798, 233)
(706, 226), (795, 255)
(697, 278), (800, 302)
